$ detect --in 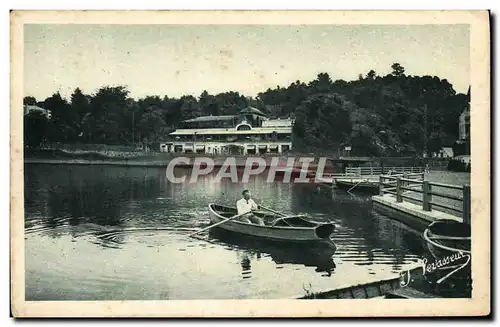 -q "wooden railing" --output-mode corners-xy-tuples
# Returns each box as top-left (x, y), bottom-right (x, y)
(345, 166), (426, 176)
(379, 173), (471, 224)
(320, 166), (426, 179)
